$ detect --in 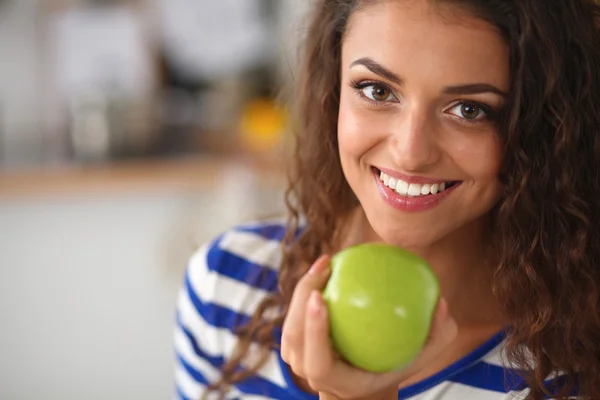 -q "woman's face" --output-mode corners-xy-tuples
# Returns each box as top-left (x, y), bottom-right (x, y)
(338, 0), (509, 250)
